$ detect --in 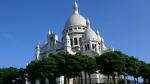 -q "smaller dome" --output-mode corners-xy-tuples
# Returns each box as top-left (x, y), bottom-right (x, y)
(83, 28), (98, 41)
(82, 19), (99, 41)
(65, 14), (87, 28)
